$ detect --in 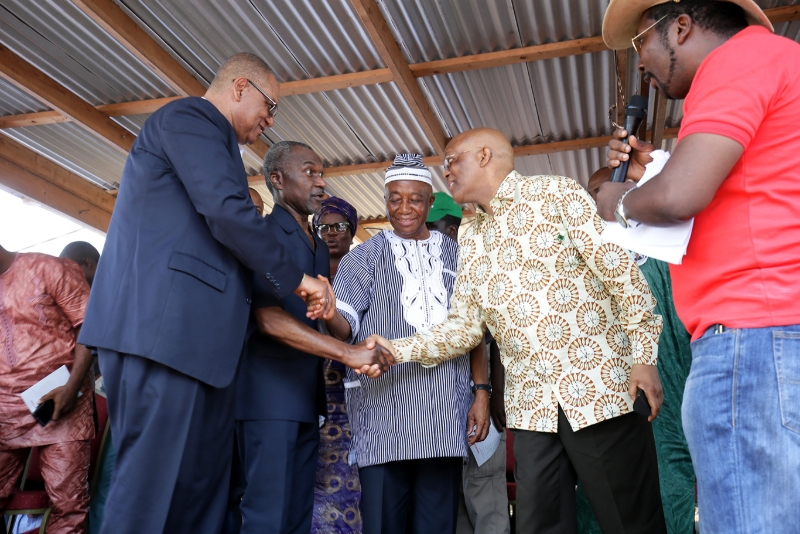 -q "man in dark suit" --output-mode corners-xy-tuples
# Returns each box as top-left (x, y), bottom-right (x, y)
(79, 53), (391, 534)
(234, 141), (341, 533)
